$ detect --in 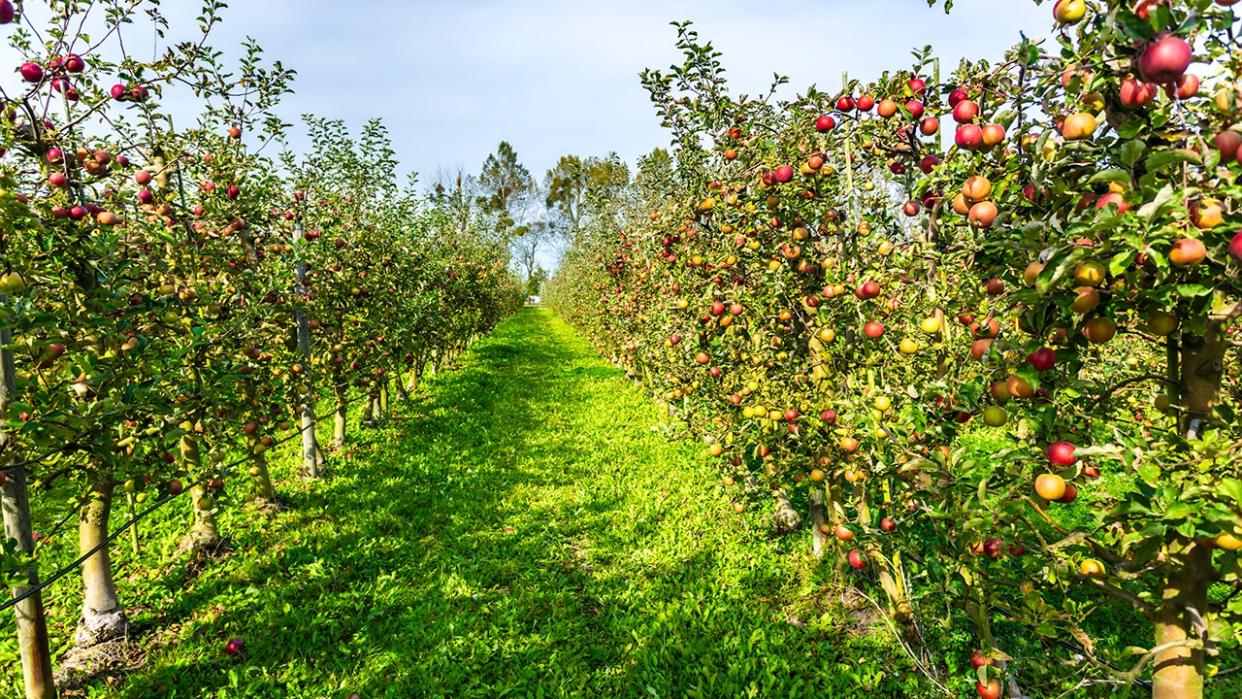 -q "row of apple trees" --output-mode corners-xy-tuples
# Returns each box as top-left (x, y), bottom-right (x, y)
(0, 2), (520, 697)
(548, 2), (1242, 697)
